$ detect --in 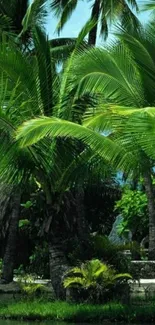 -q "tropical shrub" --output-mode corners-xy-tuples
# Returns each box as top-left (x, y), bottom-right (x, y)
(17, 274), (45, 299)
(63, 259), (132, 303)
(115, 188), (148, 242)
